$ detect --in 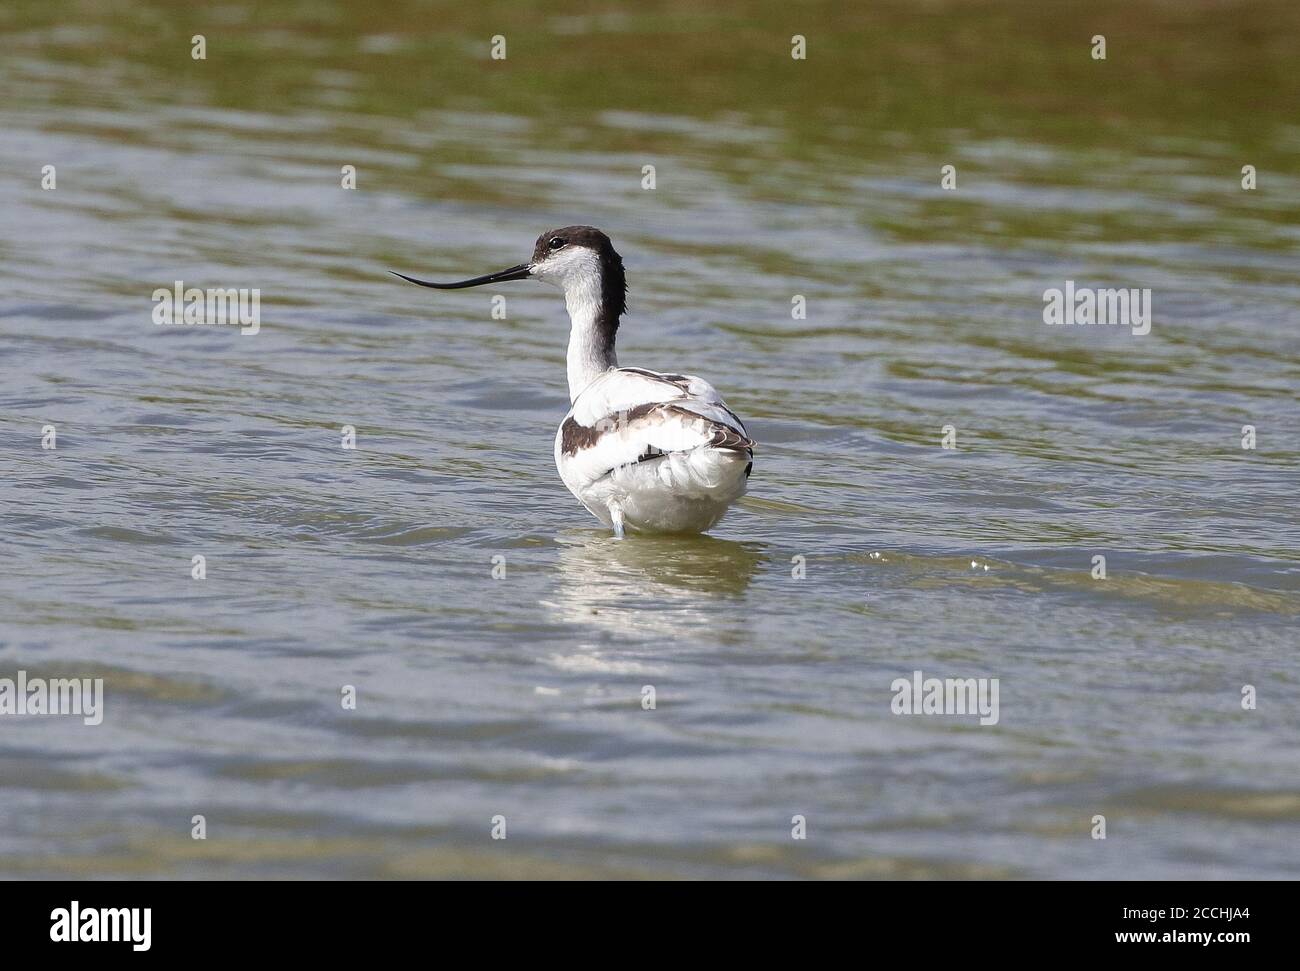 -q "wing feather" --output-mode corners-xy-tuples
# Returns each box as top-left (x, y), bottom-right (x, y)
(556, 368), (754, 489)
